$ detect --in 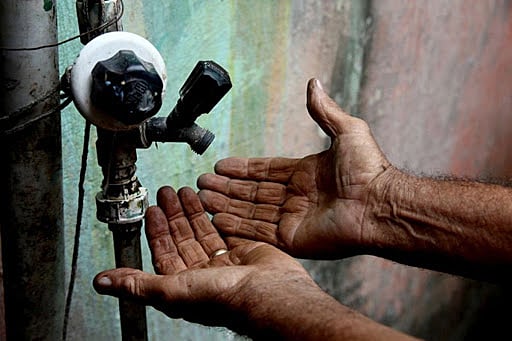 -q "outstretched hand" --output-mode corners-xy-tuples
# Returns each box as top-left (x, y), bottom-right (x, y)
(93, 186), (321, 336)
(197, 78), (393, 259)
(94, 186), (415, 340)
